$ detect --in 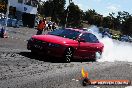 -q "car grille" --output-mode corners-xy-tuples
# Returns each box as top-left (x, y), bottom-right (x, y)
(33, 39), (49, 47)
